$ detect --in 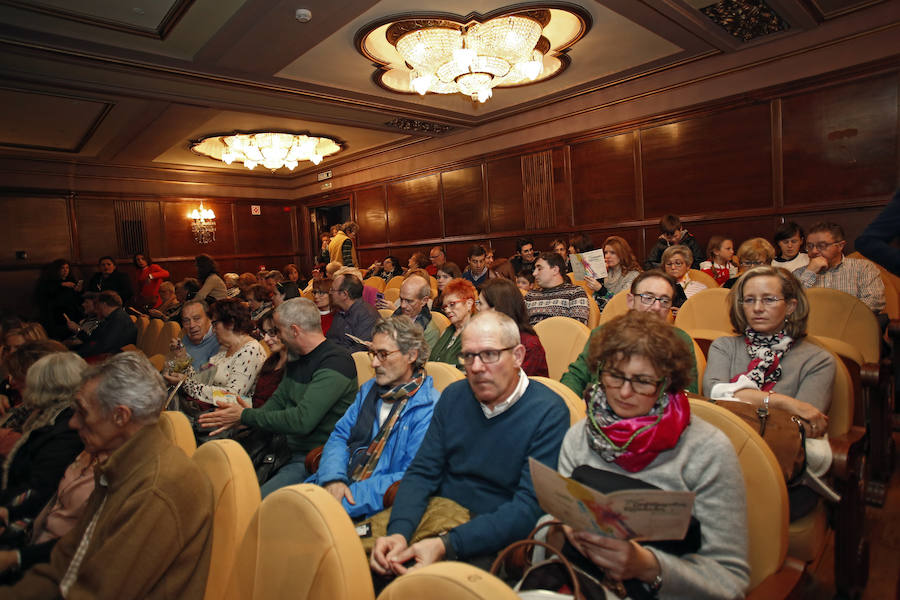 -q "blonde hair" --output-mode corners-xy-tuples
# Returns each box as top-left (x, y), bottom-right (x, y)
(24, 352), (87, 410)
(727, 266), (809, 338)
